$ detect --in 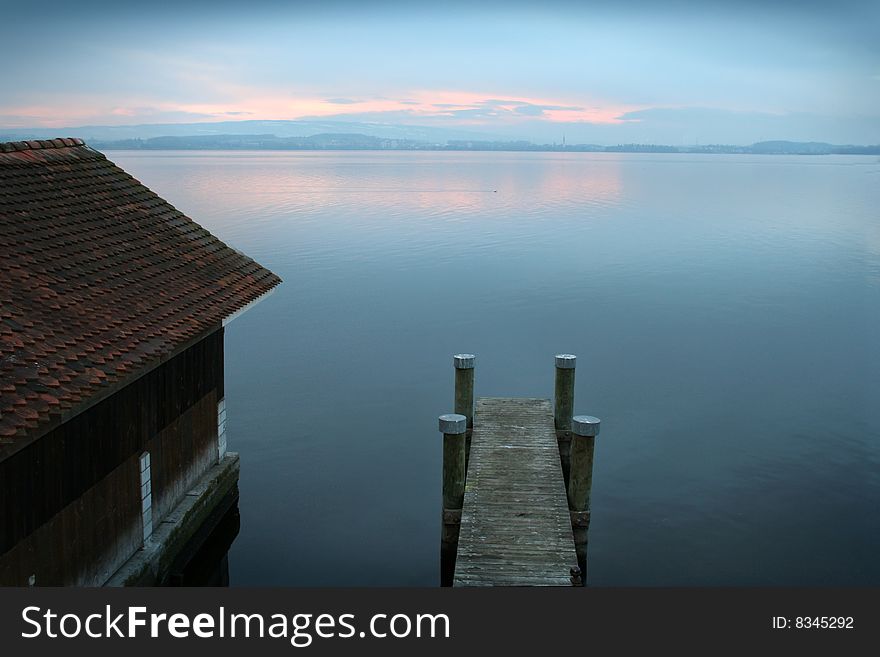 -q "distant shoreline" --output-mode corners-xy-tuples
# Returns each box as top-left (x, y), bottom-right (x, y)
(94, 147), (880, 155)
(4, 132), (879, 155)
(94, 142), (880, 157)
(90, 141), (880, 156)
